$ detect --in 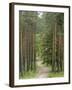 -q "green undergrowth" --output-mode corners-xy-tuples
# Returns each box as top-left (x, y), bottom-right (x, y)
(19, 70), (37, 79)
(48, 71), (64, 78)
